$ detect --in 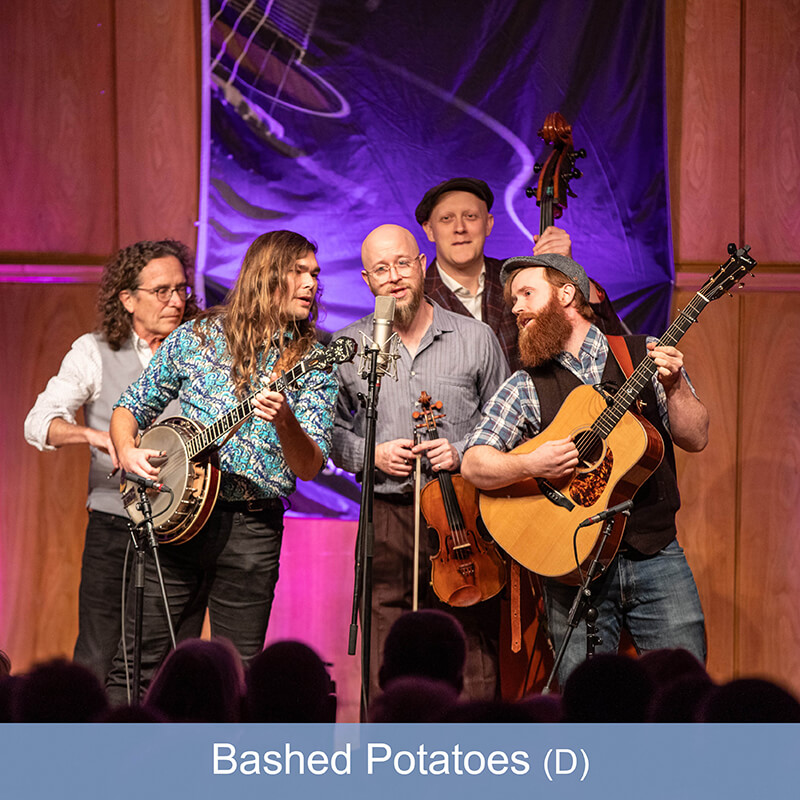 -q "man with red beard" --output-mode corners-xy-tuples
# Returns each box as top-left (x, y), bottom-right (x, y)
(332, 224), (508, 703)
(461, 253), (709, 687)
